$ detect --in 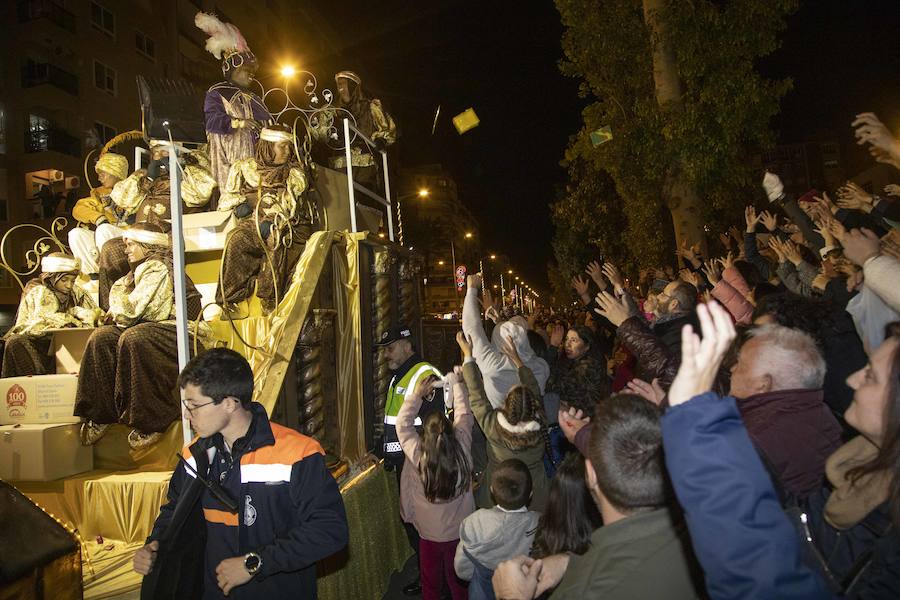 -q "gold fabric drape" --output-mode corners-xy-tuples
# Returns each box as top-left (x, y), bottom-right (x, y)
(209, 230), (335, 414)
(82, 471), (172, 544)
(332, 233), (367, 462)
